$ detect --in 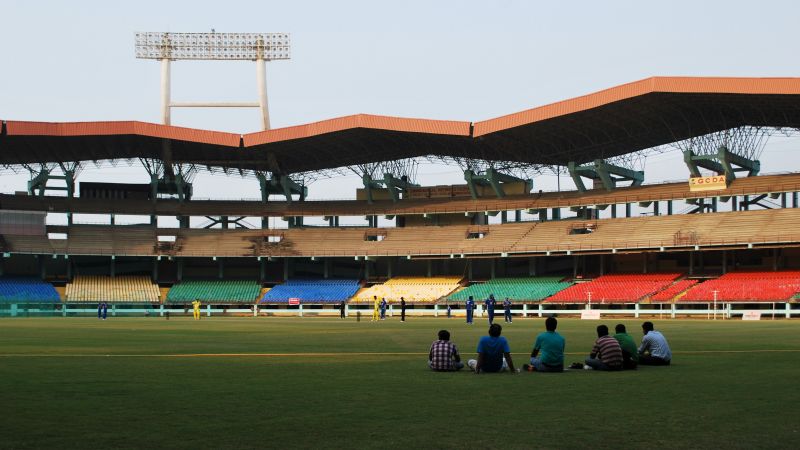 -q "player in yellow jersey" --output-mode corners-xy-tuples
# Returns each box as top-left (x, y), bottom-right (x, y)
(372, 296), (380, 321)
(192, 299), (201, 320)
